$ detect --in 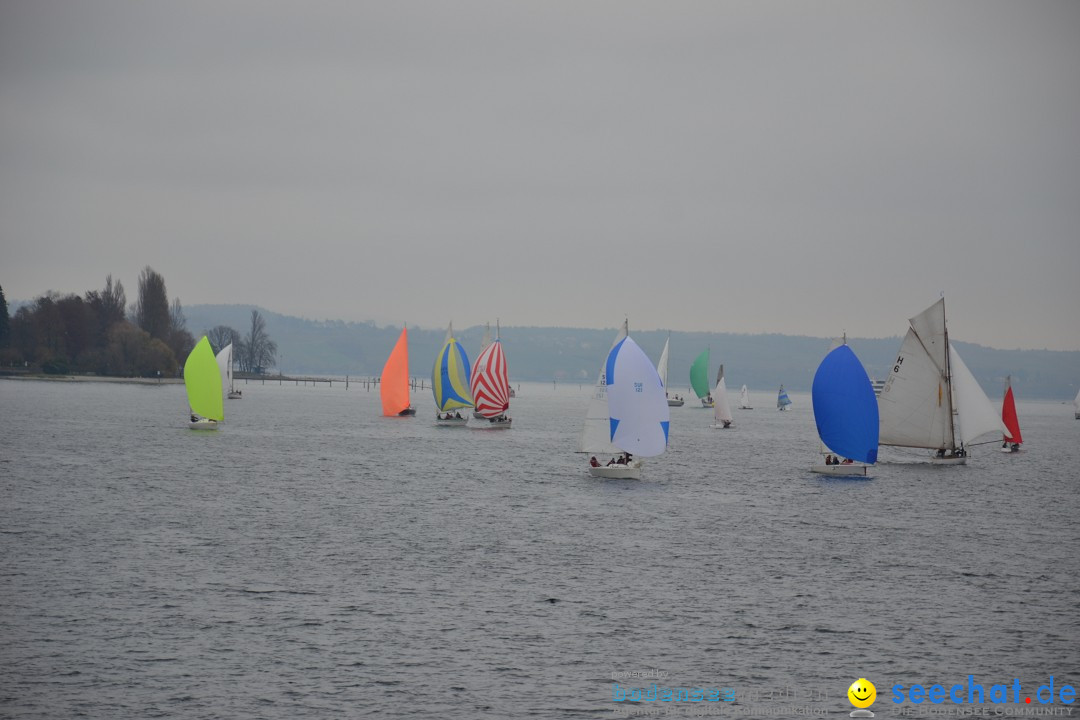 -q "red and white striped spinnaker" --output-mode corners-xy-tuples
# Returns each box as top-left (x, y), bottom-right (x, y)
(470, 339), (510, 418)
